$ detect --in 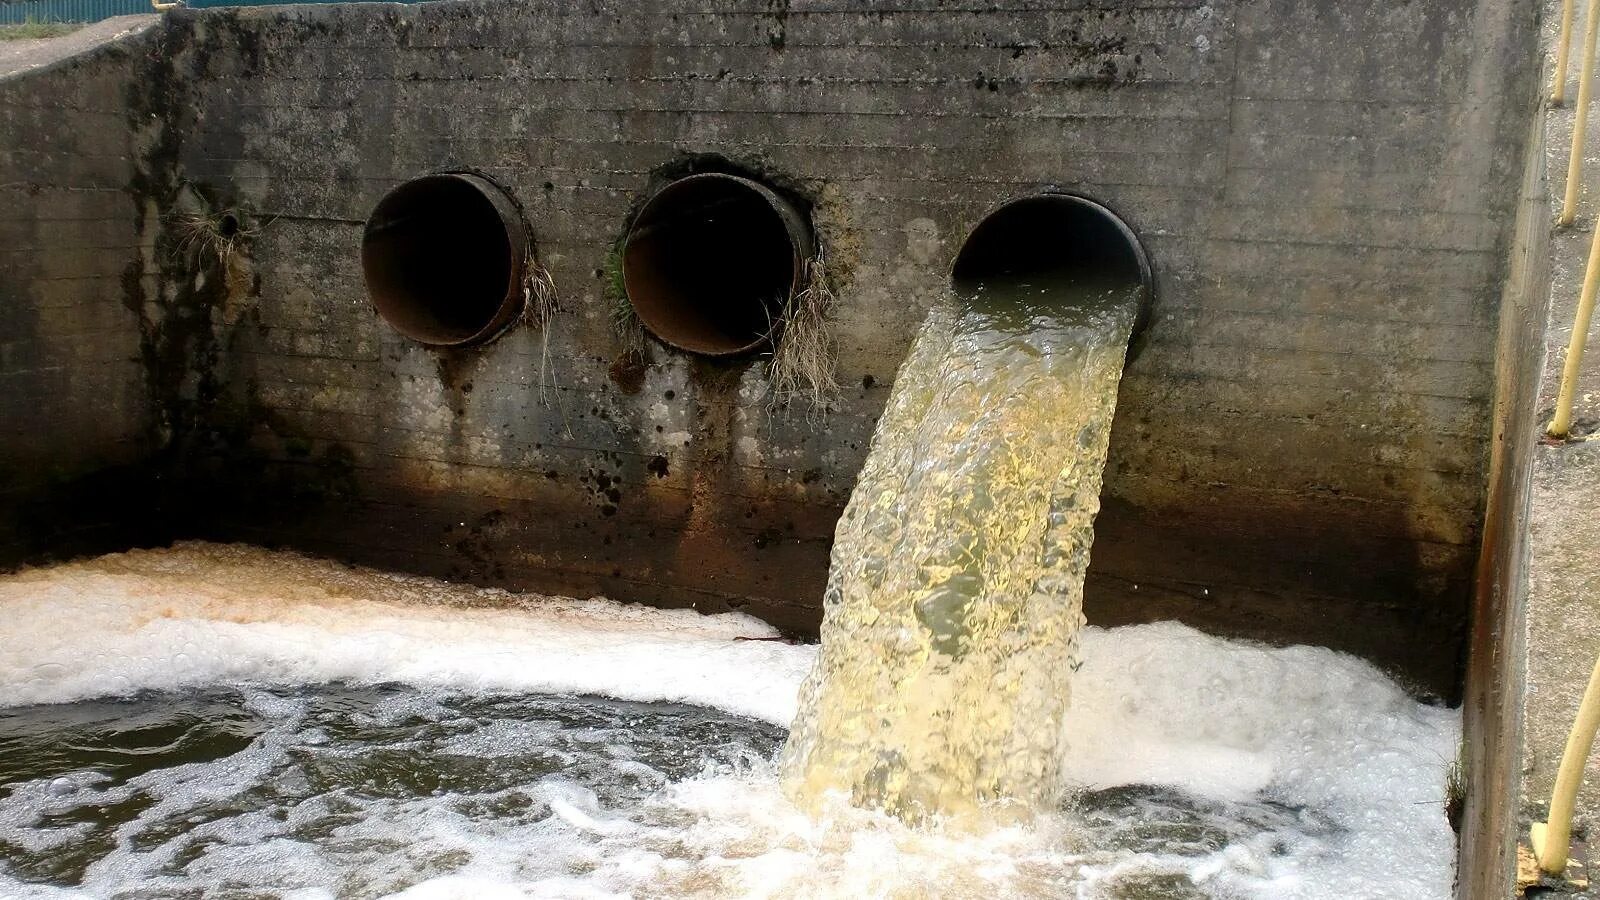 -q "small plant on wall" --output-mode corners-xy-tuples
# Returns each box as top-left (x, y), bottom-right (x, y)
(521, 254), (559, 333)
(767, 248), (840, 414)
(521, 246), (563, 403)
(605, 243), (649, 363)
(172, 208), (250, 283)
(167, 187), (259, 322)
